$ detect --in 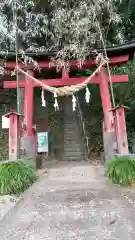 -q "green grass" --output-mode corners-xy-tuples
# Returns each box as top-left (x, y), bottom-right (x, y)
(0, 160), (37, 195)
(106, 156), (135, 186)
